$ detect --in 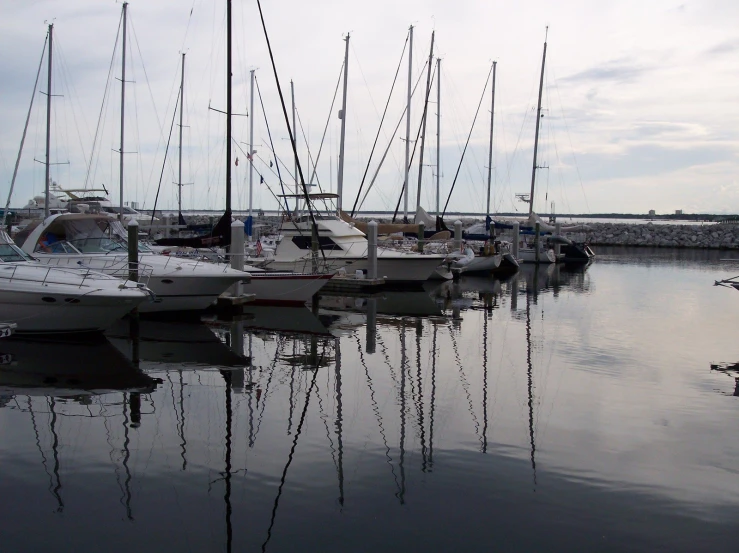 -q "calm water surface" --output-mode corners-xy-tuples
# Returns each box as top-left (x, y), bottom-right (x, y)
(1, 247), (738, 552)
